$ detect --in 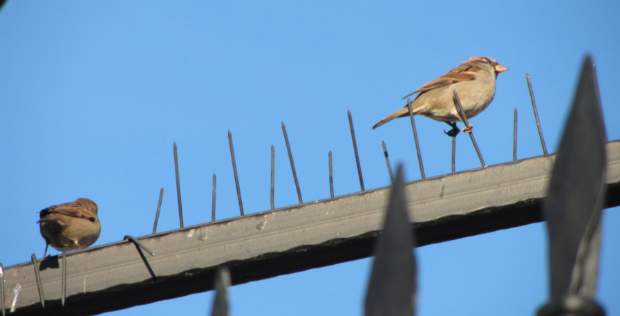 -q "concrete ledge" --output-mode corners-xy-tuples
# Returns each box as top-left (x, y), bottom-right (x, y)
(4, 140), (620, 316)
